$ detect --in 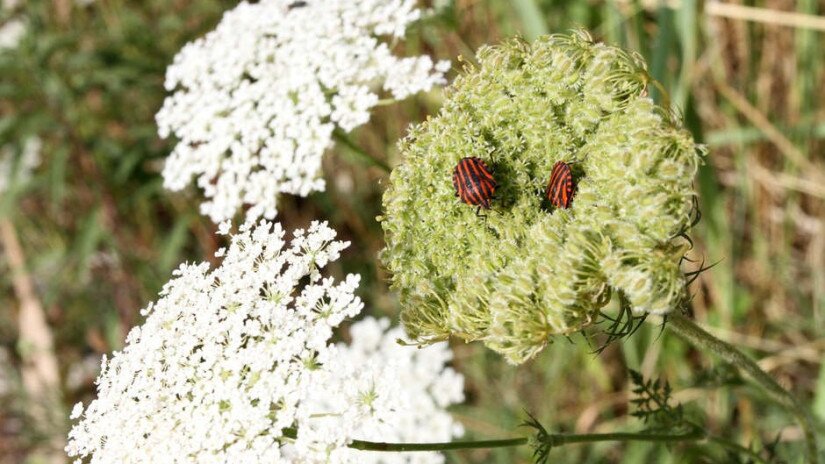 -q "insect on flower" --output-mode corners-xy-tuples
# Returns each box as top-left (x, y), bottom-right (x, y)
(545, 161), (576, 209)
(452, 157), (497, 214)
